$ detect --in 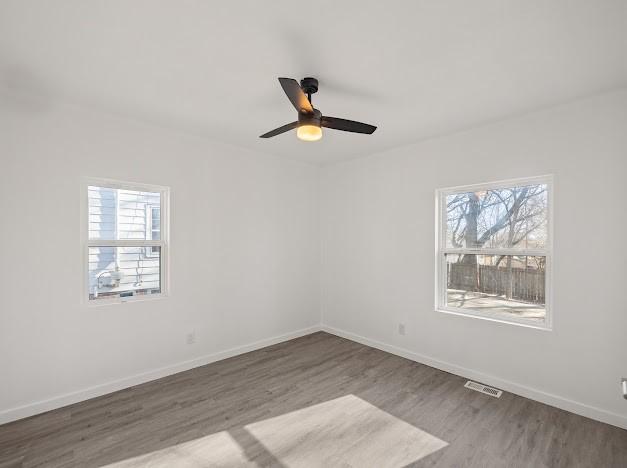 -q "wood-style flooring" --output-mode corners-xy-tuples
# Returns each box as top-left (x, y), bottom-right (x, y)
(0, 332), (626, 467)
